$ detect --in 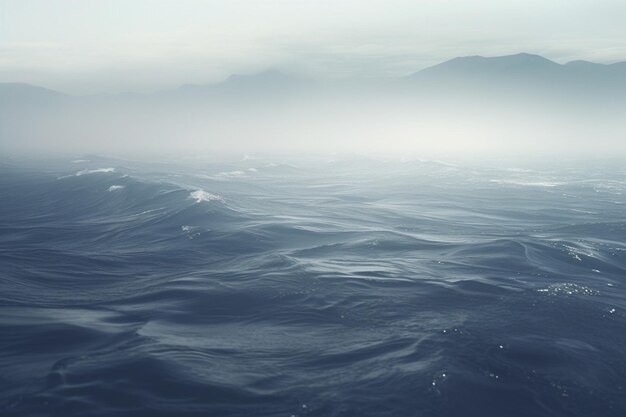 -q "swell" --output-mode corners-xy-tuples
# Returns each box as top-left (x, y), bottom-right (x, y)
(1, 160), (625, 417)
